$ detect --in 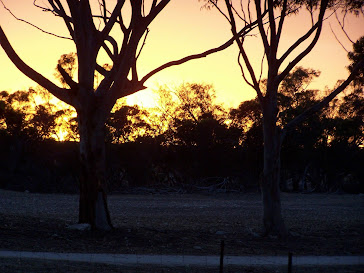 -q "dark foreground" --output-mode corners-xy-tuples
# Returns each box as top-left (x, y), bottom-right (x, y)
(0, 257), (363, 273)
(0, 190), (363, 271)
